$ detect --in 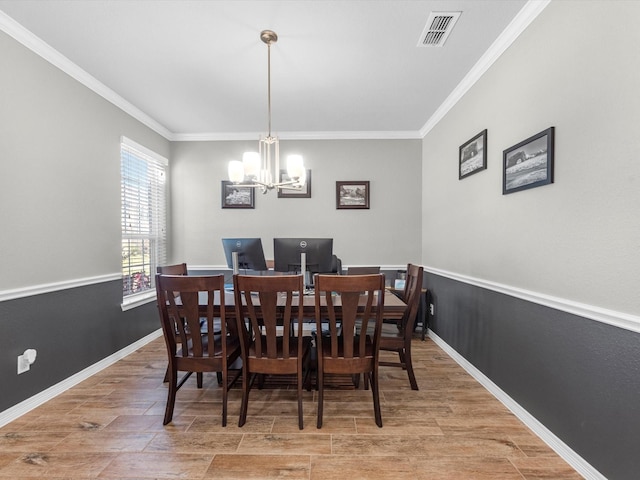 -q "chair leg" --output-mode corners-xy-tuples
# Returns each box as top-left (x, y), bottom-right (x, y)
(221, 368), (228, 427)
(238, 369), (250, 427)
(197, 372), (203, 388)
(163, 365), (170, 383)
(370, 370), (383, 428)
(399, 350), (407, 369)
(297, 365), (304, 430)
(404, 346), (419, 391)
(163, 367), (178, 425)
(316, 370), (324, 429)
